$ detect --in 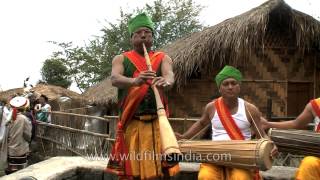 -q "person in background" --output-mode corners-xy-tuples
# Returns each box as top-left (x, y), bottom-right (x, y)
(0, 96), (14, 173)
(5, 96), (32, 174)
(34, 95), (51, 123)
